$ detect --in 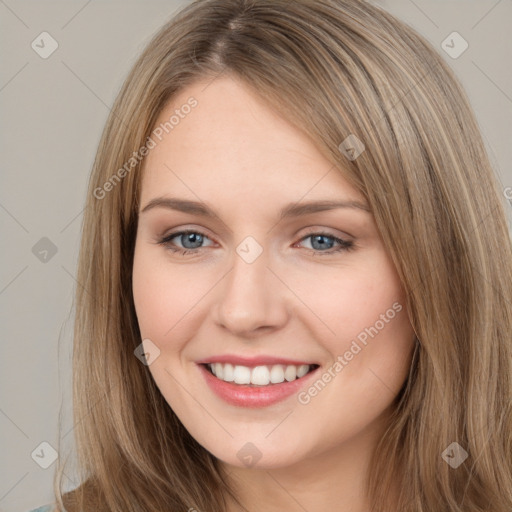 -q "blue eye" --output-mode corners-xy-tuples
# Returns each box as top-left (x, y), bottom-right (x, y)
(158, 230), (214, 255)
(298, 232), (353, 254)
(157, 230), (354, 256)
